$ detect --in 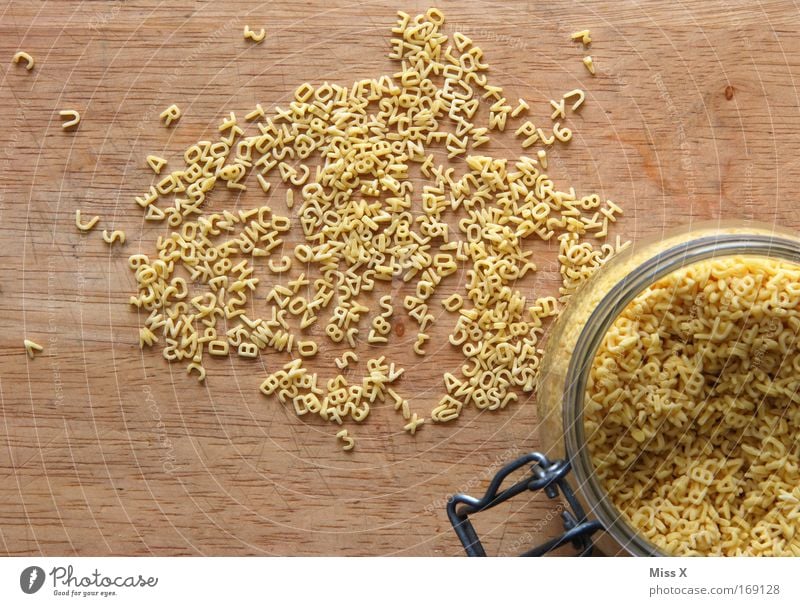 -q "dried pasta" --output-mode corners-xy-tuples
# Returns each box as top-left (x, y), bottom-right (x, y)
(511, 98), (529, 117)
(59, 110), (80, 129)
(243, 26), (266, 43)
(146, 155), (167, 174)
(75, 210), (100, 232)
(403, 413), (424, 434)
(13, 51), (34, 70)
(586, 256), (800, 556)
(160, 104), (181, 126)
(571, 30), (592, 46)
(336, 429), (355, 451)
(125, 9), (626, 450)
(563, 89), (585, 111)
(335, 351), (358, 369)
(537, 149), (548, 169)
(550, 99), (566, 120)
(24, 339), (43, 358)
(102, 229), (126, 245)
